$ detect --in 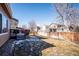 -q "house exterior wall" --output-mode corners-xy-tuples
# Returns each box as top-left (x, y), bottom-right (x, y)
(10, 19), (18, 29)
(0, 4), (12, 47)
(0, 33), (9, 47)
